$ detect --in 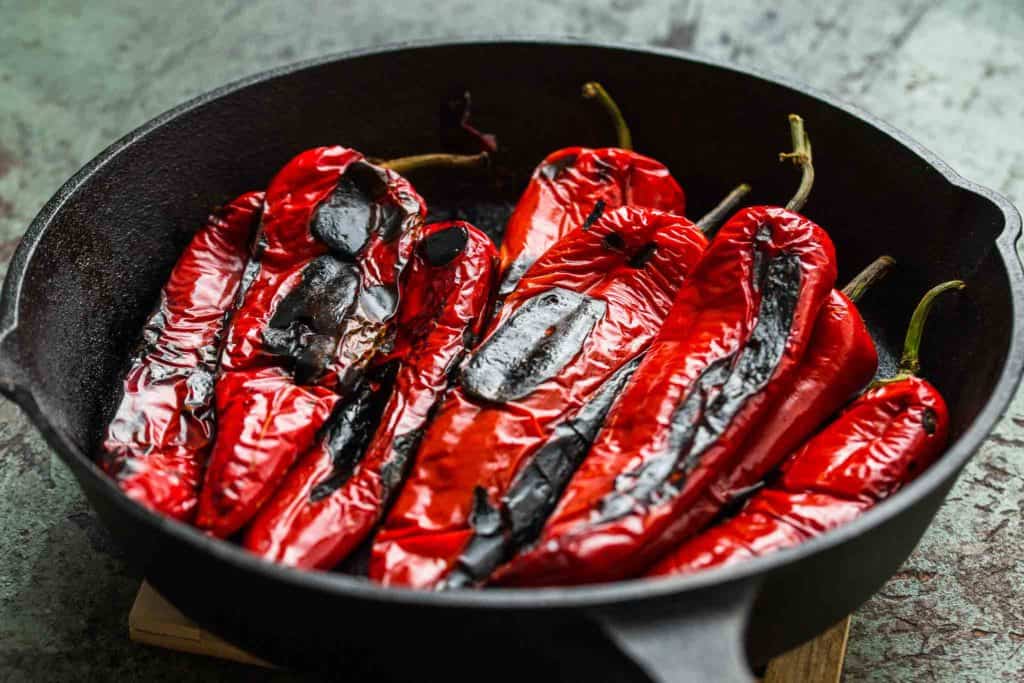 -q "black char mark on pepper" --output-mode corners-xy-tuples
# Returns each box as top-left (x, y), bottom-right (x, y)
(443, 356), (643, 588)
(418, 225), (469, 267)
(922, 408), (937, 435)
(597, 225), (801, 523)
(263, 255), (360, 384)
(538, 154), (578, 181)
(628, 242), (658, 269)
(497, 254), (533, 298)
(582, 199), (606, 231)
(311, 161), (401, 259)
(308, 363), (398, 502)
(461, 287), (606, 403)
